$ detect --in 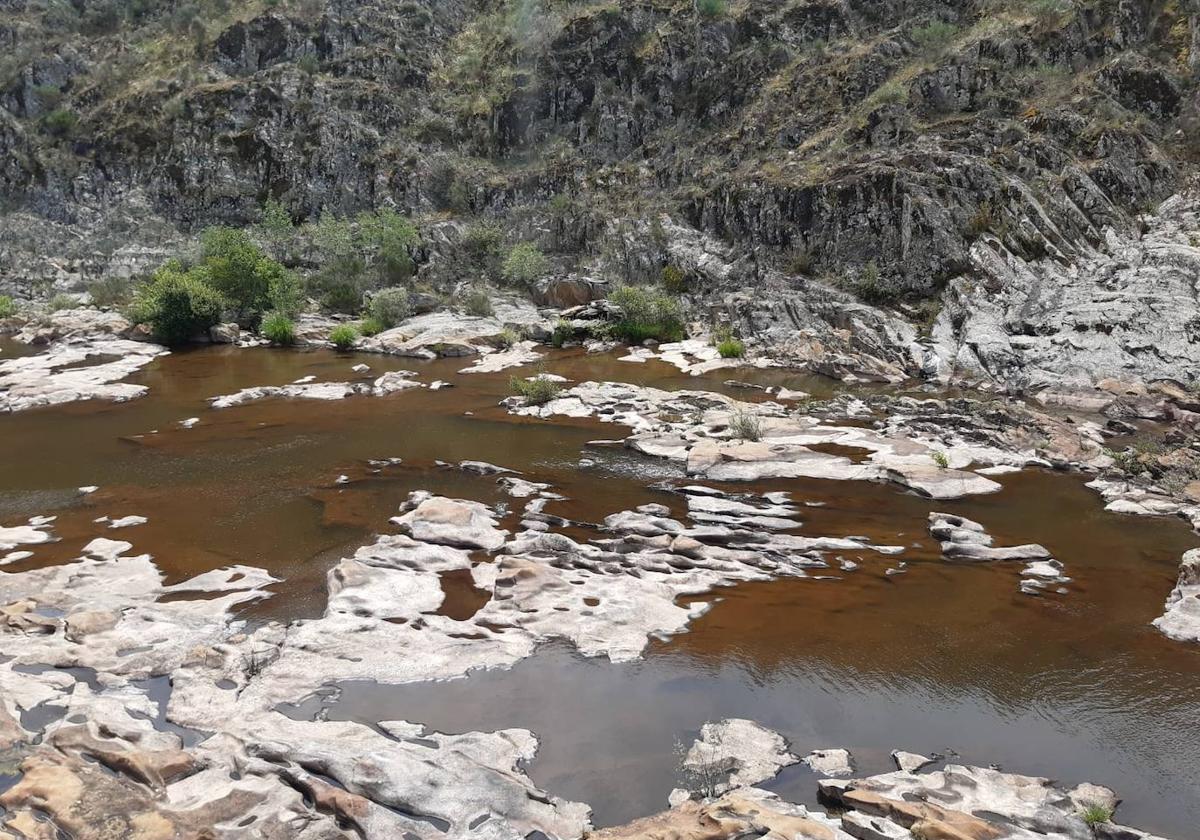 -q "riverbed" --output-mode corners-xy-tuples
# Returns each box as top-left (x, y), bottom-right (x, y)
(1, 338), (1198, 836)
